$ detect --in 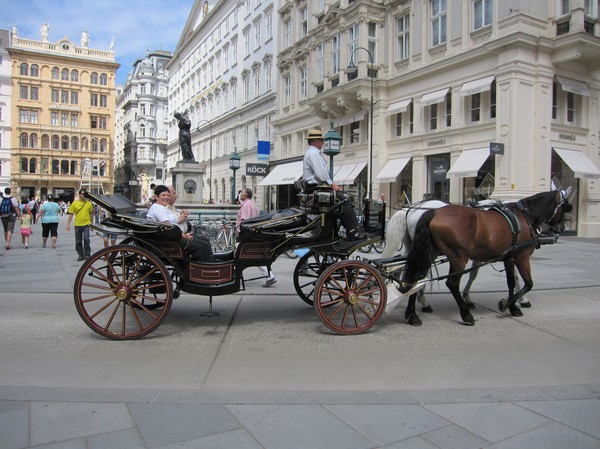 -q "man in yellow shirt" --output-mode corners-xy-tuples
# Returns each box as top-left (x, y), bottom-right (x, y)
(66, 190), (95, 261)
